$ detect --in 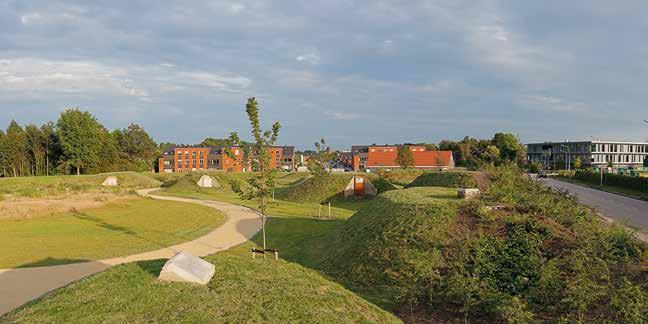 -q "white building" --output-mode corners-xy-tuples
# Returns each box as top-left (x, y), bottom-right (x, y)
(527, 140), (648, 169)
